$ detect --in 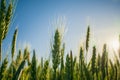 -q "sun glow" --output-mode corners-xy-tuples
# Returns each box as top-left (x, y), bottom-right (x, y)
(108, 39), (119, 52)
